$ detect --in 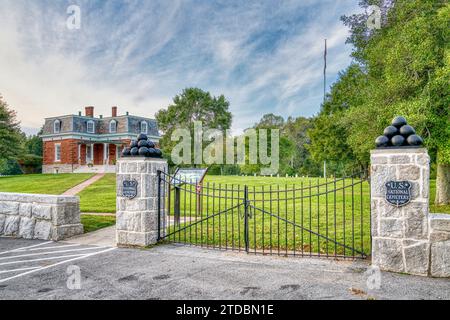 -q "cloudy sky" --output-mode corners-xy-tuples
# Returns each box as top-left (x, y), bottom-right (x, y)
(0, 0), (361, 135)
